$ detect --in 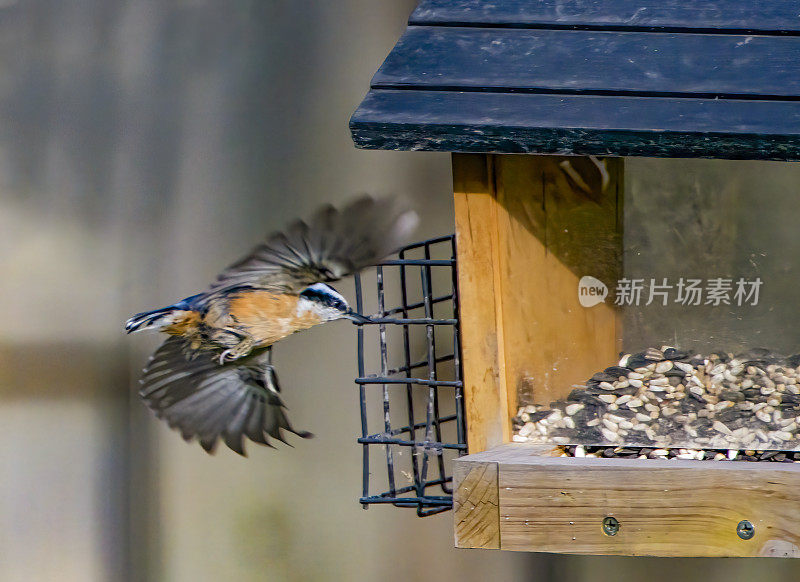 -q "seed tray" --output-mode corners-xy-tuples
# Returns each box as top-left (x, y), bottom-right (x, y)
(513, 347), (800, 452)
(555, 444), (800, 463)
